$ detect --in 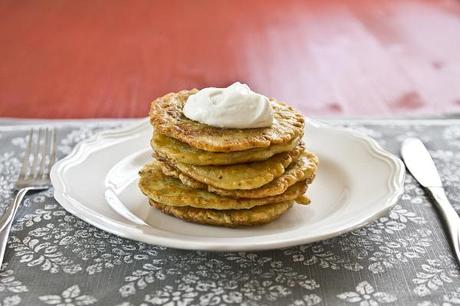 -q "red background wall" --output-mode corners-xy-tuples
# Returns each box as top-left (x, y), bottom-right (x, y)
(1, 0), (460, 118)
